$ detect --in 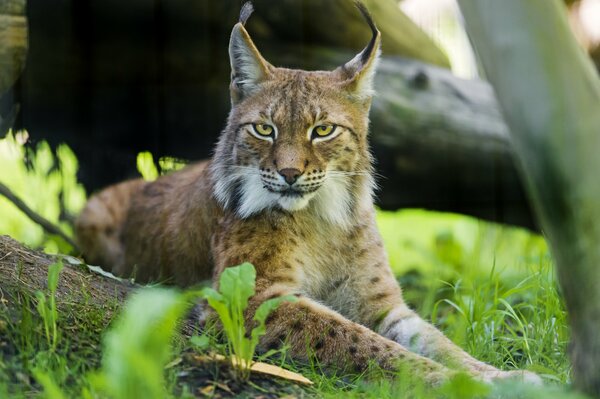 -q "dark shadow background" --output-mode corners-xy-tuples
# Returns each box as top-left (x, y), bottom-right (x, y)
(6, 0), (244, 189)
(0, 0), (538, 230)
